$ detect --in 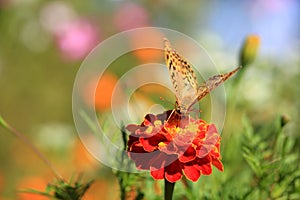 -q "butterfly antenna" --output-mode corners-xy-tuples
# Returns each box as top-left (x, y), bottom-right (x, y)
(0, 115), (63, 180)
(166, 109), (176, 123)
